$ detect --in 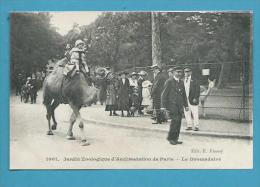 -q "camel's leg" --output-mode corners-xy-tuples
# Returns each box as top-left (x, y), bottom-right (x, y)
(46, 104), (54, 135)
(66, 112), (76, 140)
(78, 121), (89, 146)
(51, 100), (60, 130)
(69, 103), (89, 146)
